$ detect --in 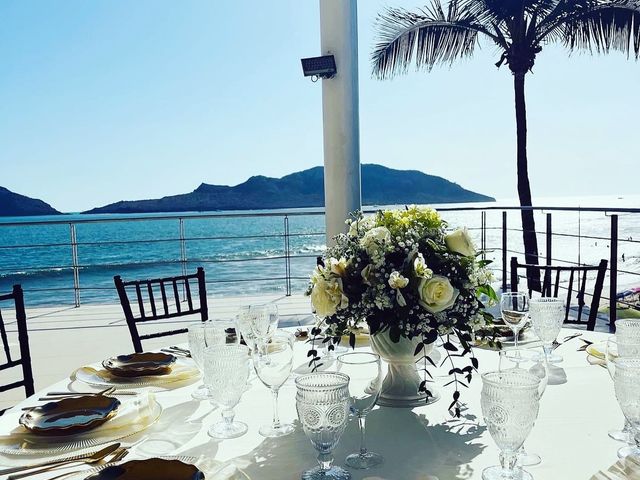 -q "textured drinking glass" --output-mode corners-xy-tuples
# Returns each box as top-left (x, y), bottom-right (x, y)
(236, 306), (258, 352)
(252, 330), (295, 437)
(530, 297), (564, 363)
(189, 321), (240, 400)
(616, 319), (640, 357)
(613, 358), (640, 458)
(481, 369), (541, 480)
(606, 336), (640, 444)
(204, 344), (250, 439)
(500, 292), (529, 361)
(336, 352), (383, 470)
(296, 373), (352, 480)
